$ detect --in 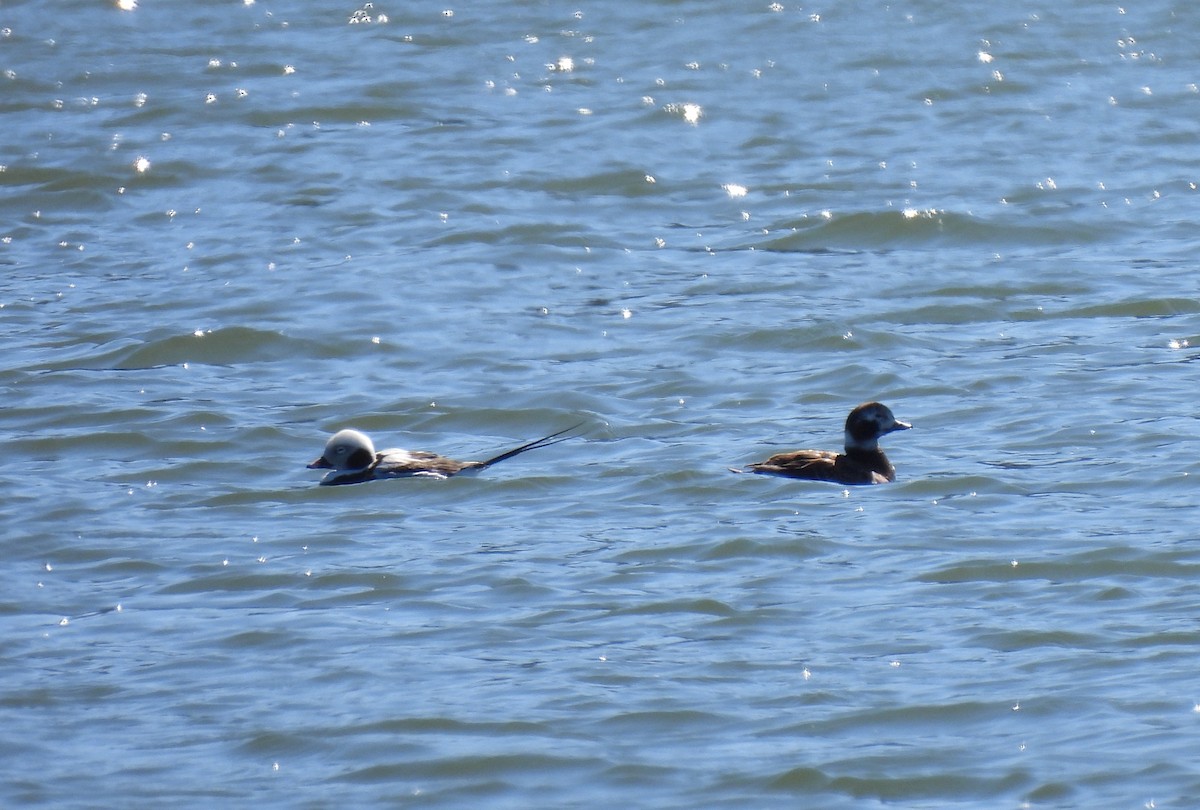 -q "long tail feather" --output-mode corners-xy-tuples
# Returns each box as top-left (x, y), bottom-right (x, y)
(477, 422), (585, 469)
